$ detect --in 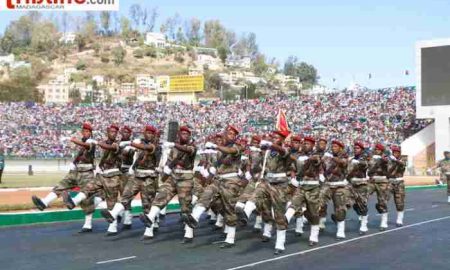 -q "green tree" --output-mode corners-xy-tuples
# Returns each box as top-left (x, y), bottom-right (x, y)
(74, 34), (86, 51)
(252, 53), (268, 76)
(100, 11), (111, 35)
(217, 46), (229, 63)
(120, 16), (132, 39)
(0, 71), (40, 102)
(234, 32), (258, 57)
(100, 53), (110, 63)
(176, 27), (185, 44)
(133, 48), (144, 58)
(31, 21), (58, 53)
(186, 17), (201, 46)
(69, 88), (82, 104)
(112, 46), (126, 65)
(283, 56), (318, 86)
(76, 60), (87, 70)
